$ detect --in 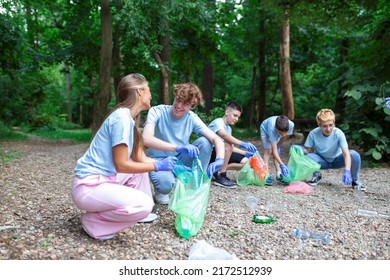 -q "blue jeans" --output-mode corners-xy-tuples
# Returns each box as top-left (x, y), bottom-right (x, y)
(149, 136), (213, 194)
(306, 150), (361, 181)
